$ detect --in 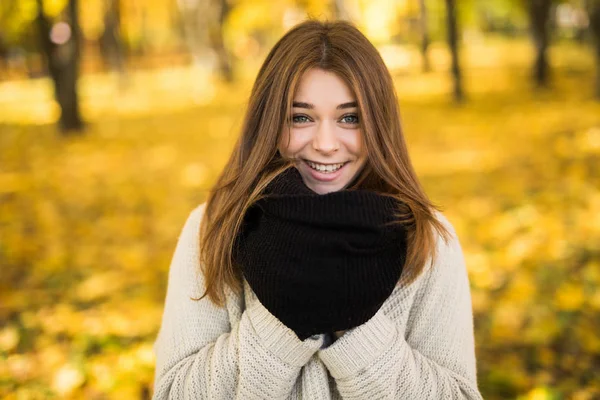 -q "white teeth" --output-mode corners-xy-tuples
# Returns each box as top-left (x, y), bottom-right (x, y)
(306, 161), (346, 173)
